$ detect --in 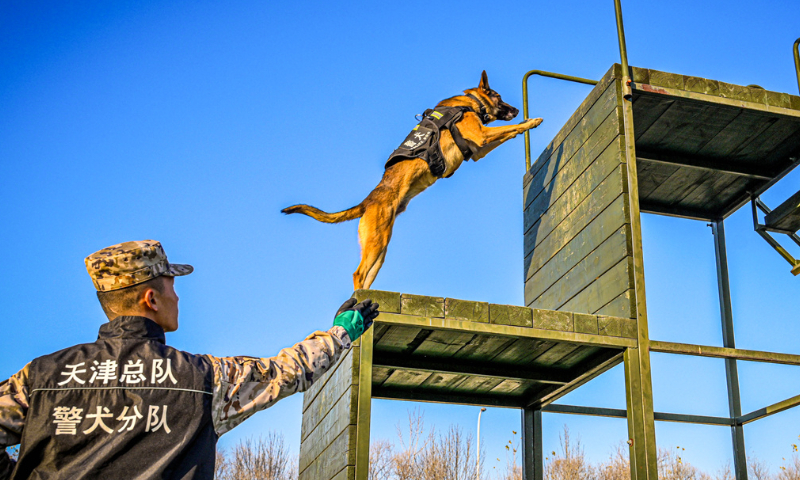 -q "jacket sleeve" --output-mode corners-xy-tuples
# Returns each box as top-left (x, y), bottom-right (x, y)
(206, 326), (351, 436)
(0, 364), (29, 479)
